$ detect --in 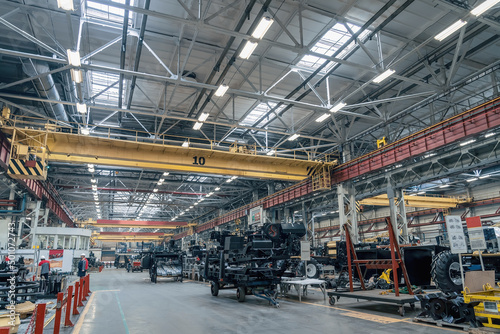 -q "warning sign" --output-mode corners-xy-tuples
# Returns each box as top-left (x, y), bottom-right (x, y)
(446, 216), (467, 254)
(466, 216), (486, 251)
